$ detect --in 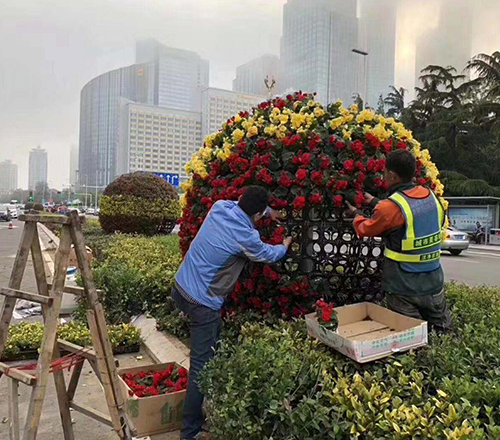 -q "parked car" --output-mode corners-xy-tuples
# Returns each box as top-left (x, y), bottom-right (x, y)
(7, 205), (18, 219)
(442, 227), (470, 256)
(0, 205), (11, 221)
